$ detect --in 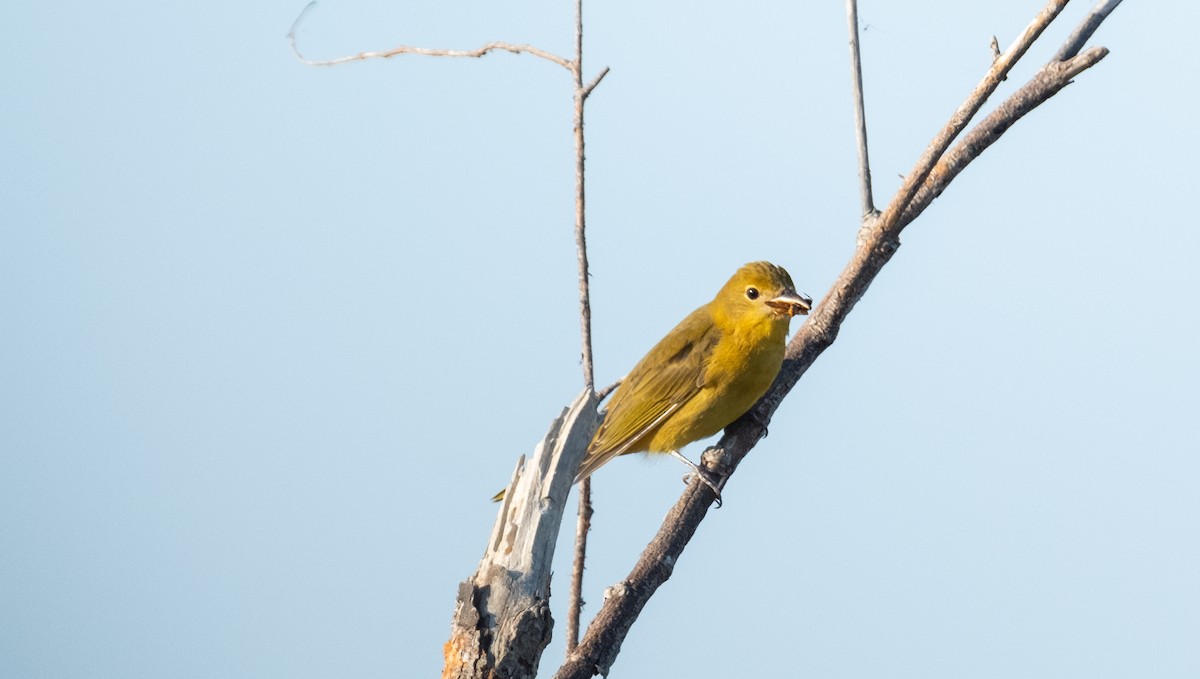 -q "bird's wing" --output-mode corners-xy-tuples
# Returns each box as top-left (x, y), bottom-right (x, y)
(574, 306), (719, 483)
